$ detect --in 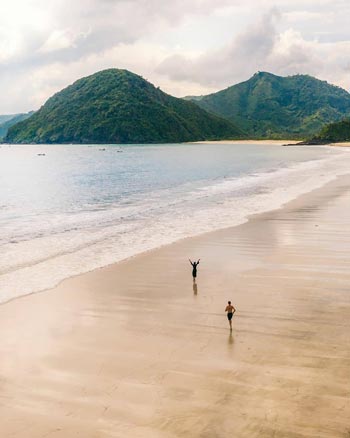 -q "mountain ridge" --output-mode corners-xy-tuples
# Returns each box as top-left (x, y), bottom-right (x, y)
(5, 69), (244, 144)
(187, 72), (350, 138)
